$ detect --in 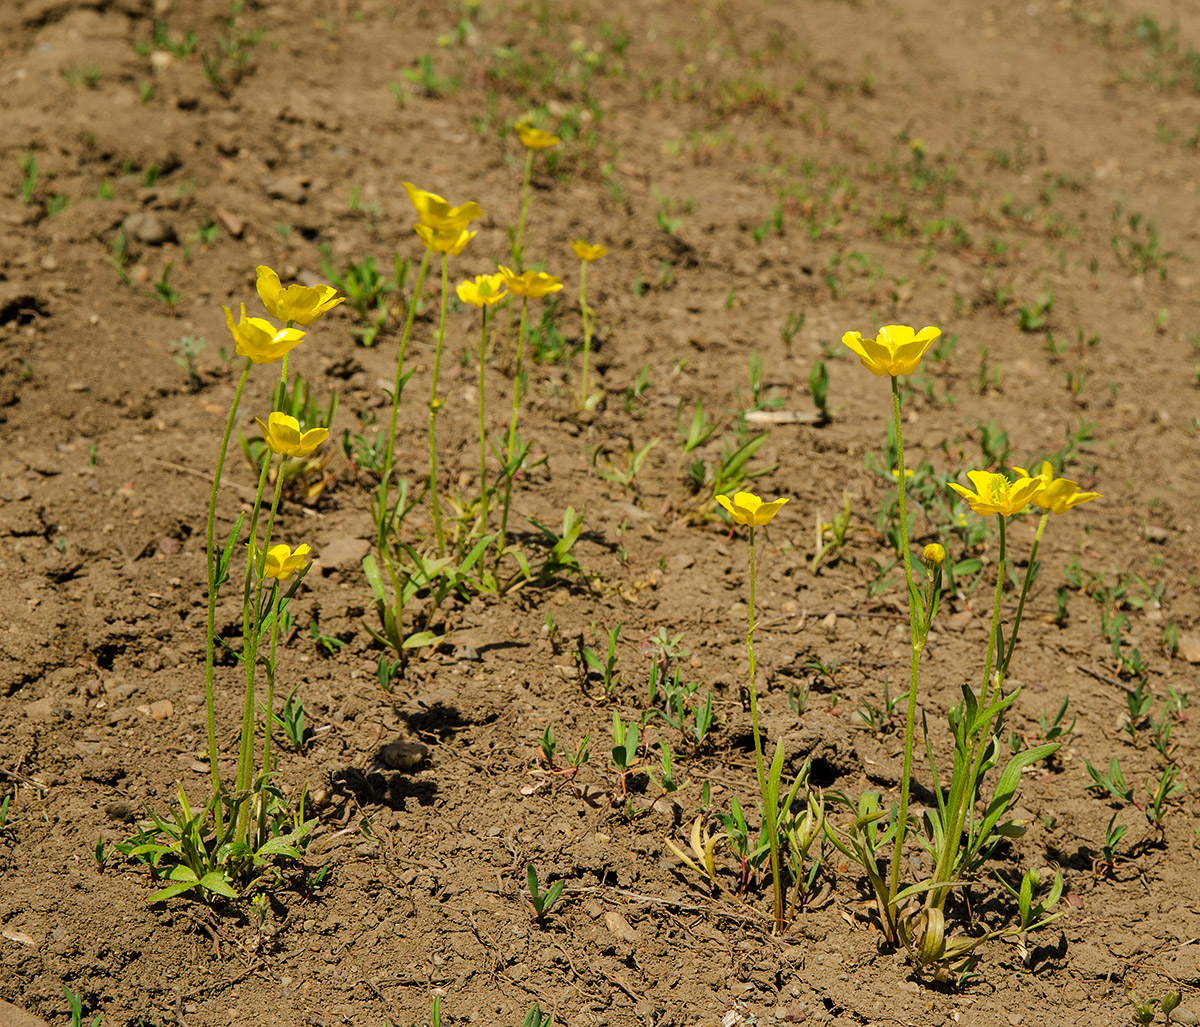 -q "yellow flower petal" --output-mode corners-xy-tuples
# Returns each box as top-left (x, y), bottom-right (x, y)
(415, 224), (476, 255)
(265, 542), (311, 581)
(402, 182), (484, 233)
(223, 304), (306, 365)
(514, 122), (561, 150)
(456, 273), (508, 307)
(841, 324), (941, 377)
(570, 239), (607, 262)
(257, 411), (328, 459)
(497, 265), (563, 298)
(718, 490), (788, 526)
(255, 265), (343, 325)
(1012, 462), (1100, 515)
(949, 470), (1045, 518)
